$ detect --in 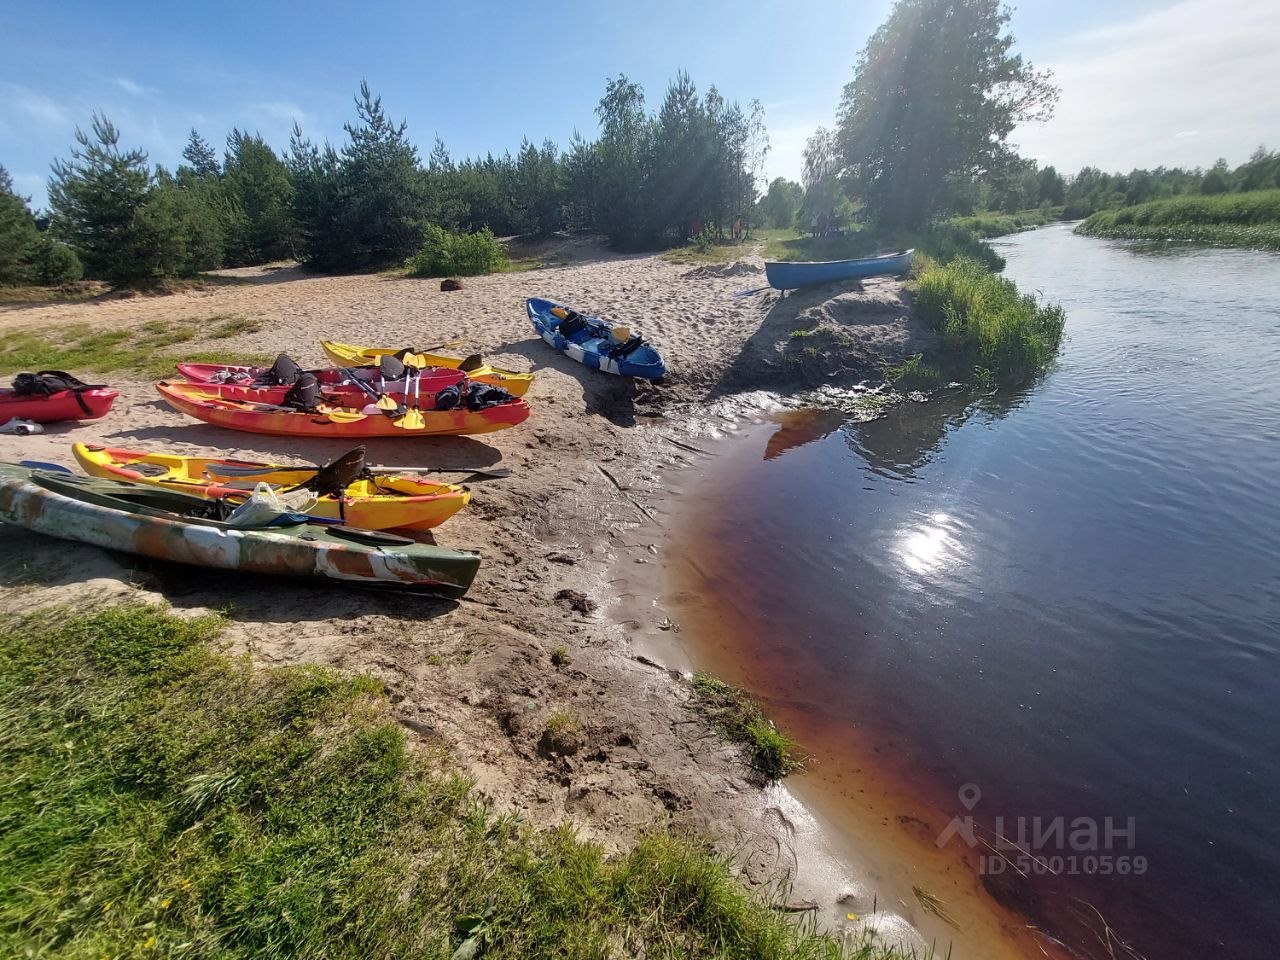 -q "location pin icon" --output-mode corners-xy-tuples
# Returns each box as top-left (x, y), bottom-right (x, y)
(958, 783), (981, 811)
